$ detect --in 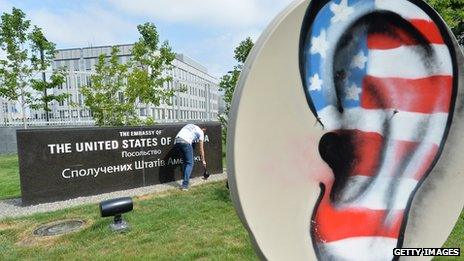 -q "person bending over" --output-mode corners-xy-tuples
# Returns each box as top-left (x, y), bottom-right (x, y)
(174, 124), (207, 191)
